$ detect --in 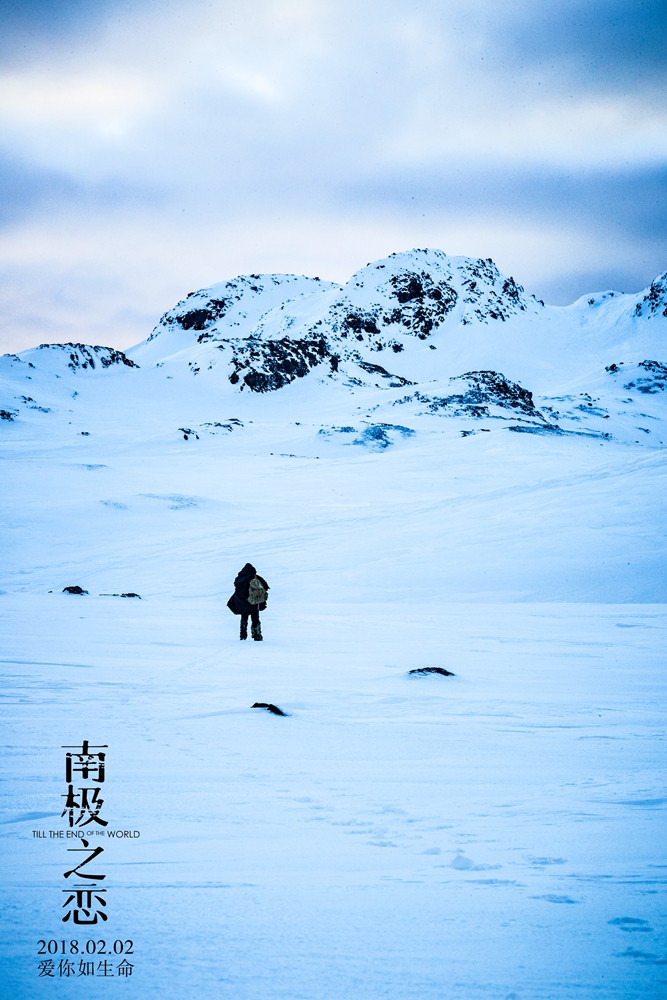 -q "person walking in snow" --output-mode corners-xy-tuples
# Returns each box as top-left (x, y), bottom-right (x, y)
(227, 563), (269, 641)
